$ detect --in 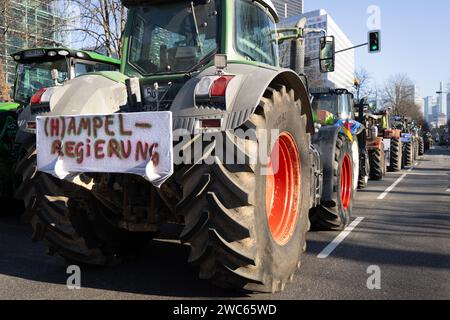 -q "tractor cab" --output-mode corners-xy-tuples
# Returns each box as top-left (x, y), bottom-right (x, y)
(121, 0), (281, 112)
(310, 88), (354, 125)
(3, 48), (120, 112)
